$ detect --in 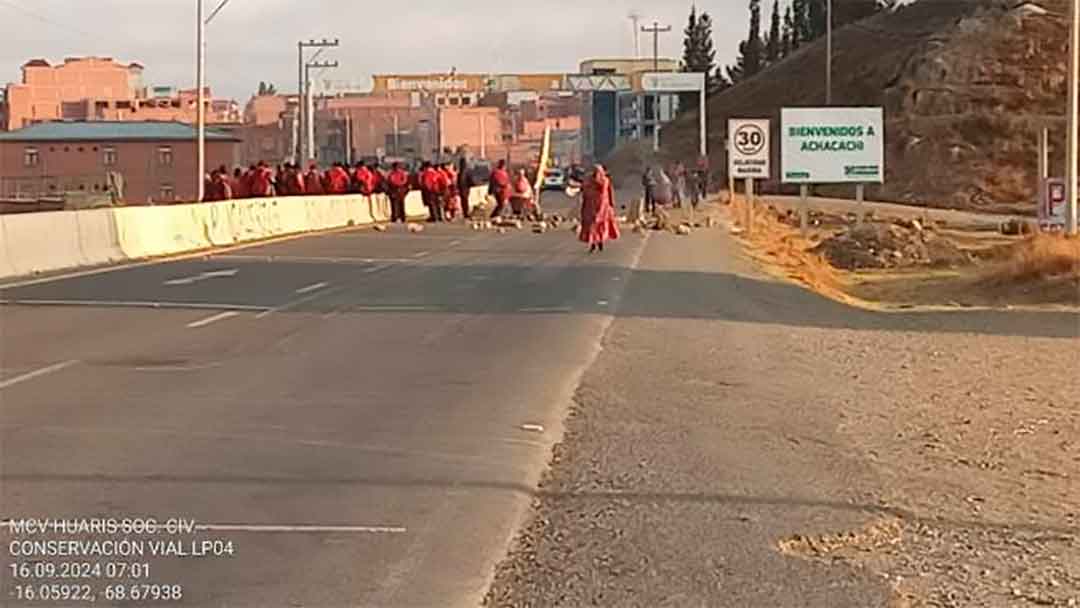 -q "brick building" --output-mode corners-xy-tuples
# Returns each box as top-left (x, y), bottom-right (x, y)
(0, 121), (239, 204)
(4, 57), (239, 130)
